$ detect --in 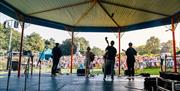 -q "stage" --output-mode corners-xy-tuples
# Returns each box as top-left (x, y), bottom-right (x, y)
(0, 73), (145, 91)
